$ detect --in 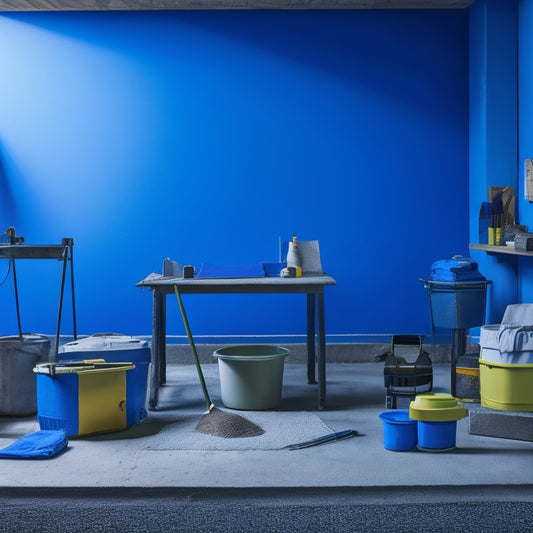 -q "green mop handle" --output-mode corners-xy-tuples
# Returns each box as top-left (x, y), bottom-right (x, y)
(174, 285), (214, 412)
